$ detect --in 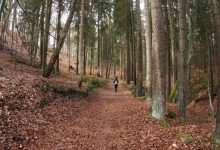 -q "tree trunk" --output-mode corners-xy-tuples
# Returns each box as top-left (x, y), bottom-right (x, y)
(97, 12), (100, 76)
(213, 0), (220, 143)
(89, 46), (93, 75)
(135, 0), (143, 97)
(178, 0), (187, 121)
(120, 45), (123, 79)
(33, 9), (40, 58)
(144, 0), (152, 99)
(130, 0), (136, 82)
(206, 31), (214, 115)
(55, 0), (63, 74)
(83, 18), (87, 75)
(106, 15), (112, 79)
(0, 3), (13, 49)
(42, 0), (52, 71)
(165, 0), (171, 99)
(151, 0), (167, 119)
(68, 29), (71, 72)
(39, 1), (45, 67)
(0, 0), (6, 21)
(11, 0), (17, 69)
(76, 27), (79, 75)
(168, 0), (177, 86)
(78, 0), (85, 88)
(42, 0), (76, 78)
(125, 0), (131, 85)
(100, 35), (104, 77)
